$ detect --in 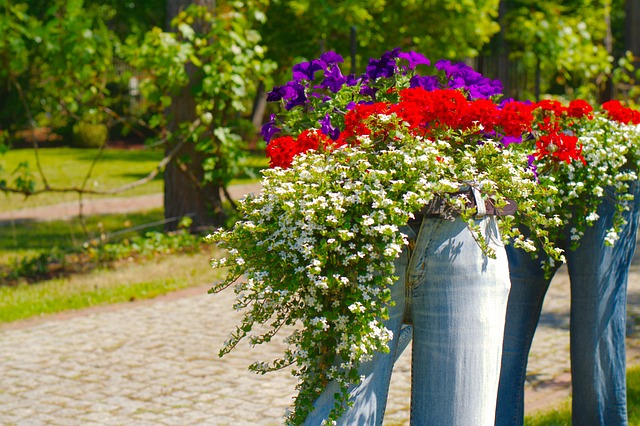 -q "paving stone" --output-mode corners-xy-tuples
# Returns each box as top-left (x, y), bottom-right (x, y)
(2, 186), (640, 424)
